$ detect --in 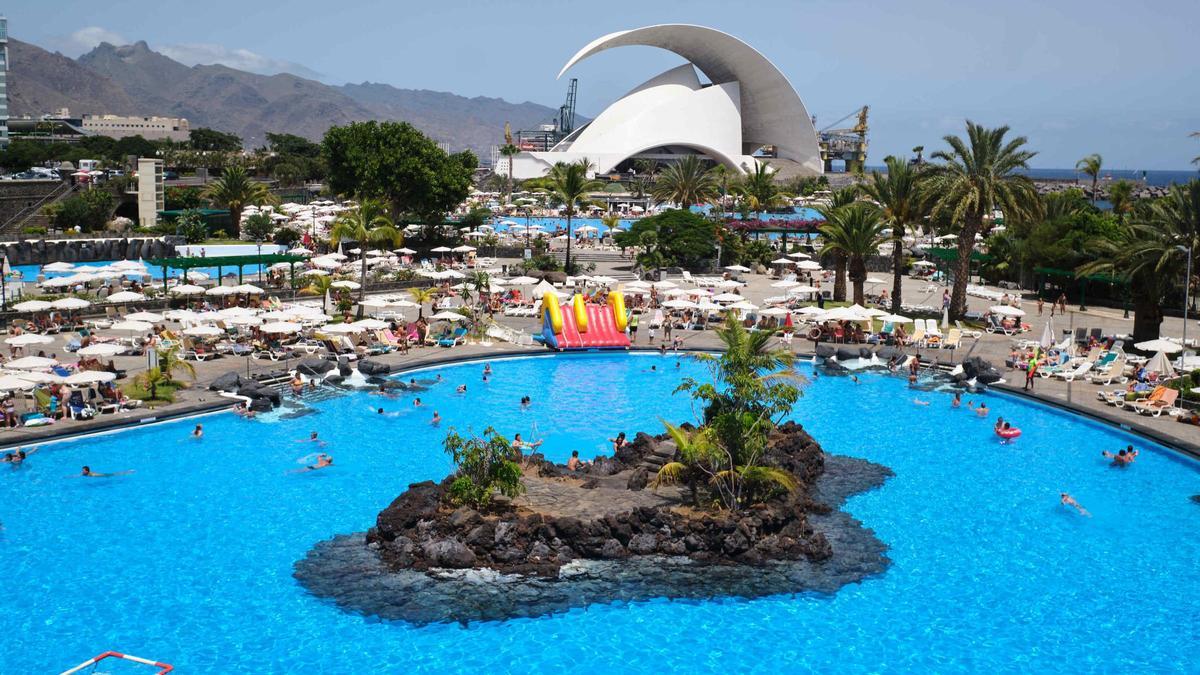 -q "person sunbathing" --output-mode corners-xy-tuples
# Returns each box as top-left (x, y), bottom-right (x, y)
(511, 433), (542, 451)
(567, 450), (589, 471)
(1060, 492), (1091, 516)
